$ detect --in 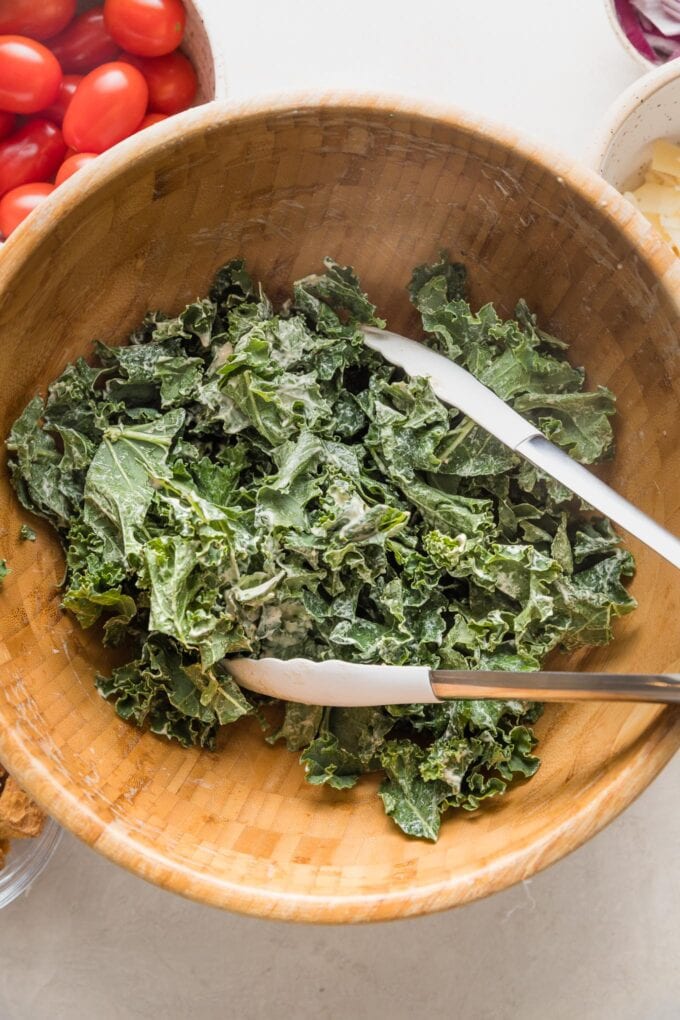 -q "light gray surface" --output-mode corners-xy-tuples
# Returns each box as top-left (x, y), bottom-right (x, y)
(4, 2), (679, 1018)
(2, 756), (679, 1020)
